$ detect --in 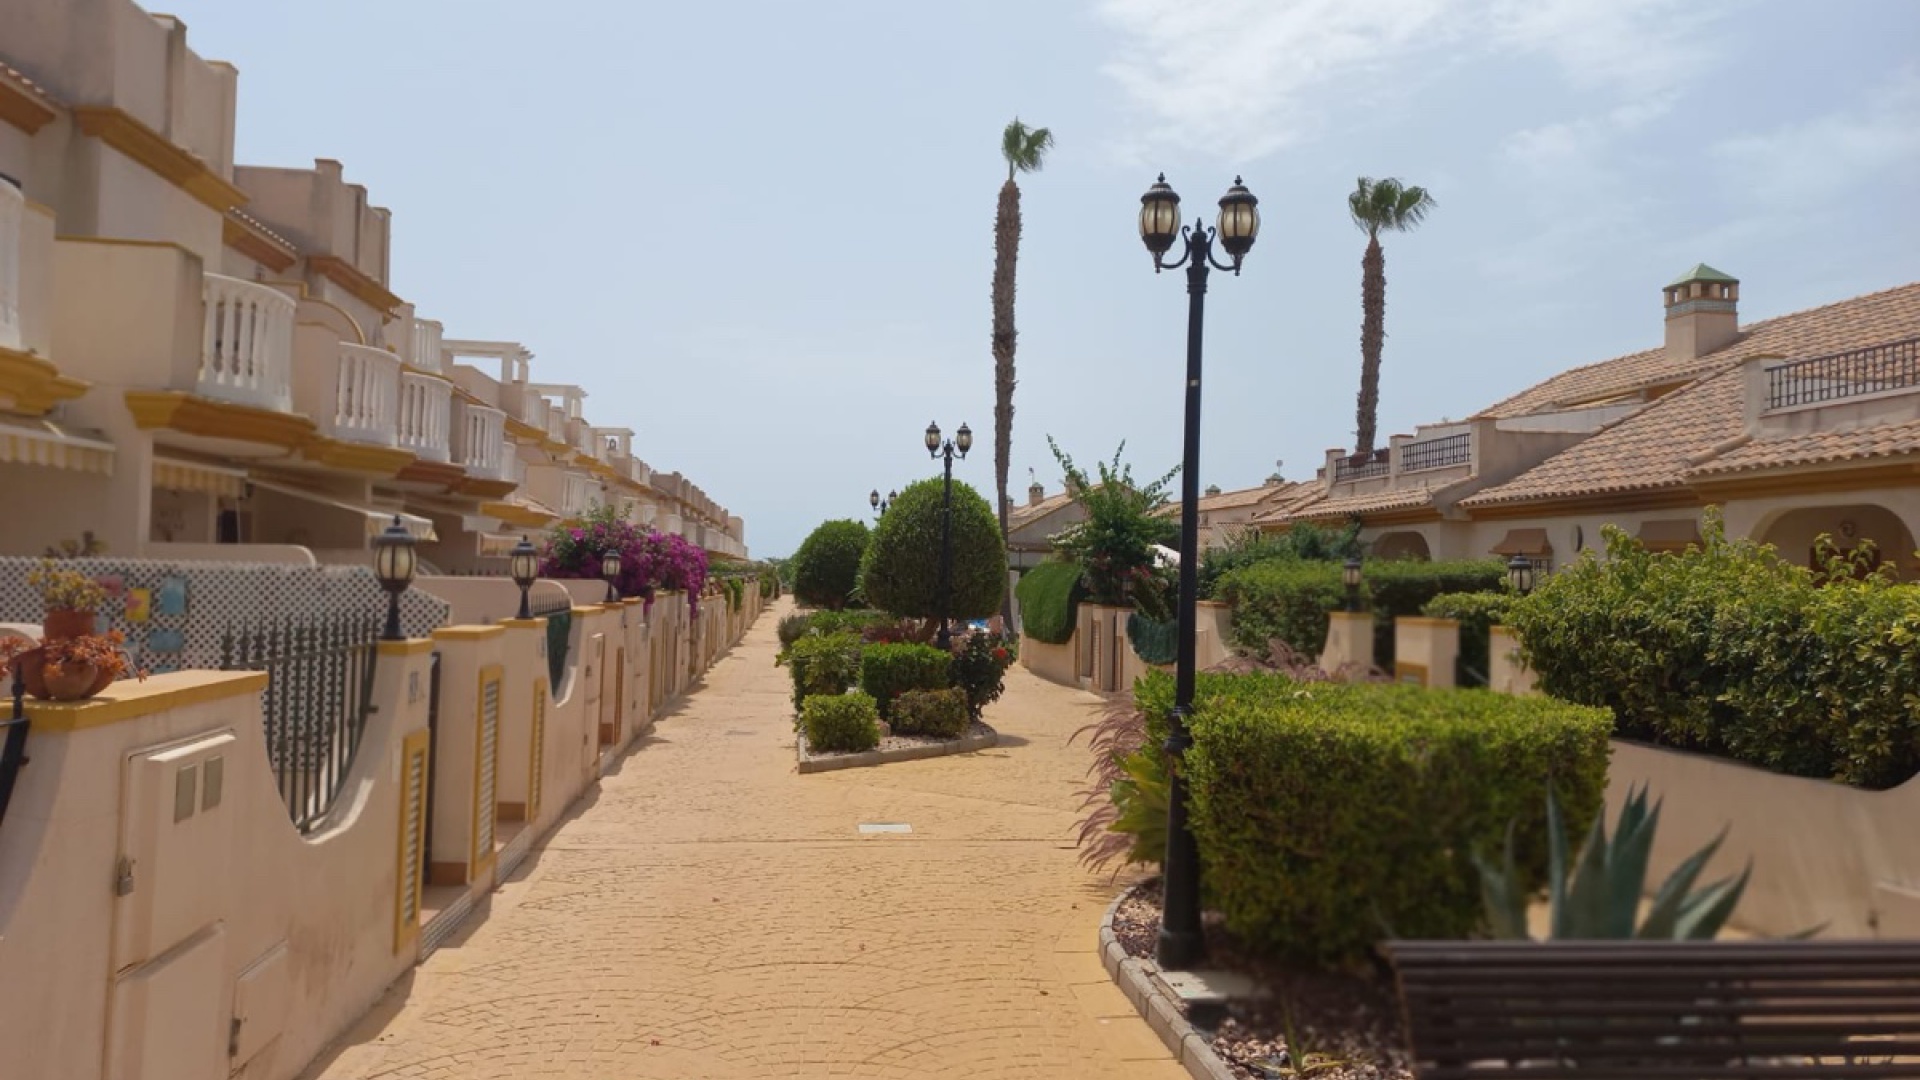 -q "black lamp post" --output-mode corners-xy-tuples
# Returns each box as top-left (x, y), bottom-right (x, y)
(373, 515), (418, 641)
(1138, 172), (1260, 971)
(870, 488), (896, 519)
(601, 549), (623, 603)
(925, 420), (973, 650)
(1507, 553), (1535, 596)
(1343, 554), (1363, 613)
(510, 535), (539, 620)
